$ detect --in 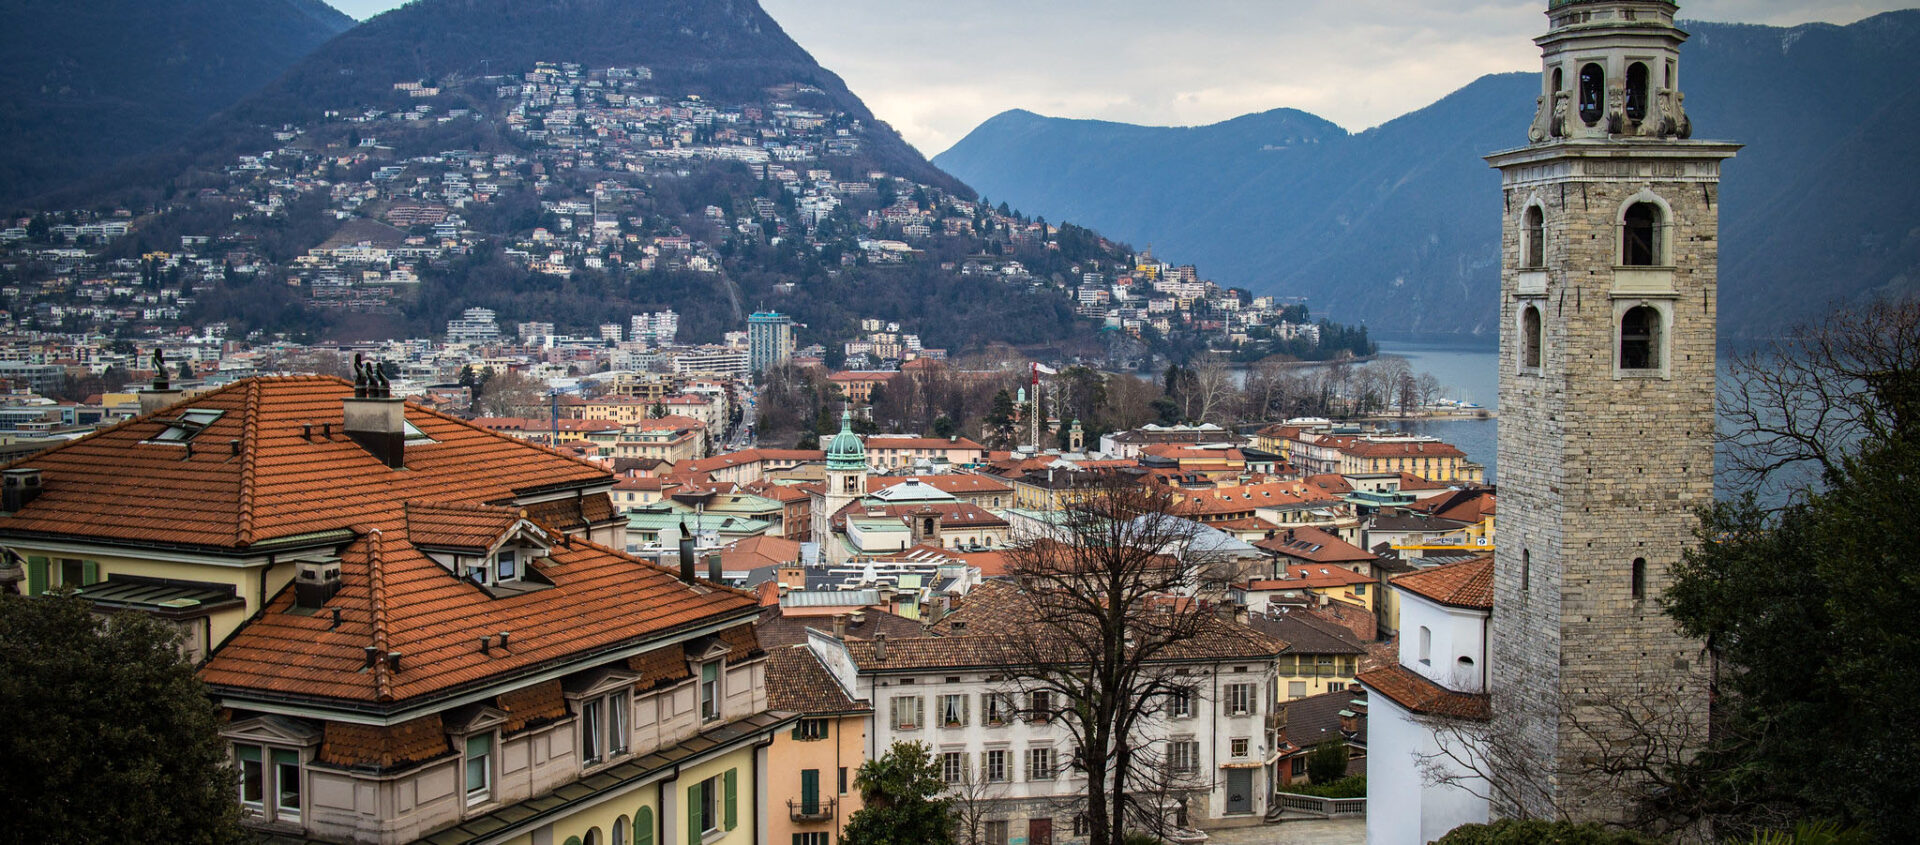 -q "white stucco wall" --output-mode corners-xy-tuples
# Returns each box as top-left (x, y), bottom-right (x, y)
(1364, 692), (1489, 845)
(1396, 591), (1490, 694)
